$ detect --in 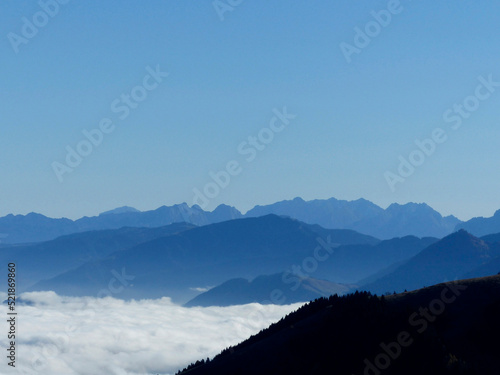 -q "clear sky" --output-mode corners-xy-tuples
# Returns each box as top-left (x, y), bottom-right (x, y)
(1, 0), (499, 221)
